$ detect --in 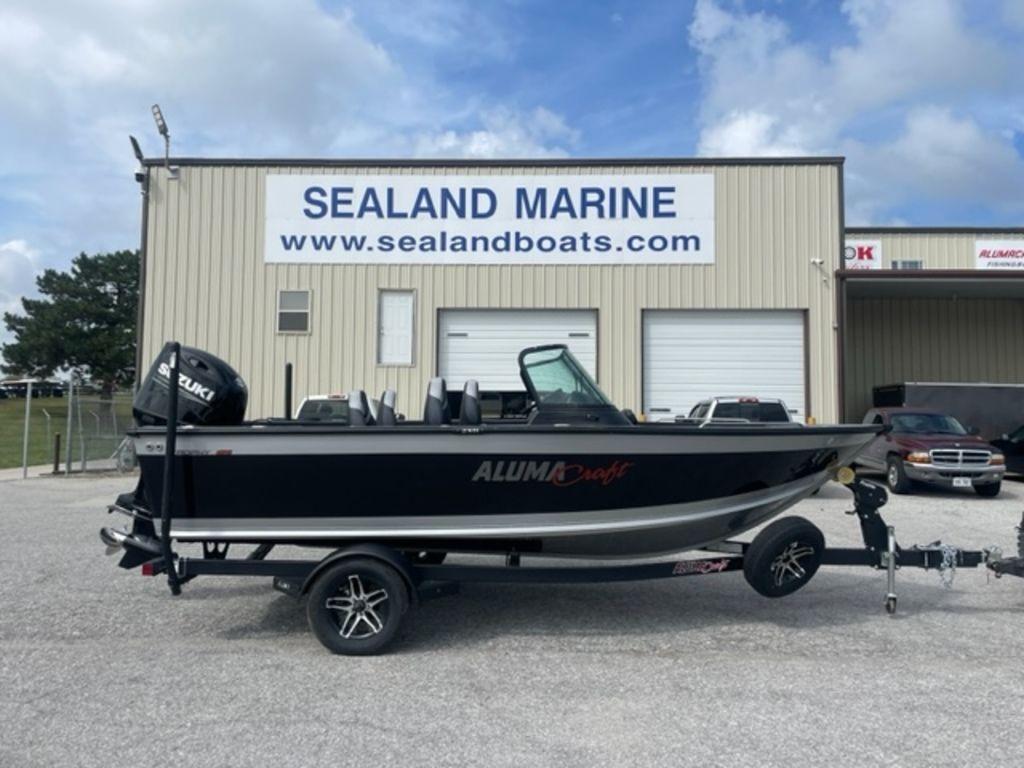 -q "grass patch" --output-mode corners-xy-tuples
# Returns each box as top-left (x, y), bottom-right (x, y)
(0, 396), (133, 470)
